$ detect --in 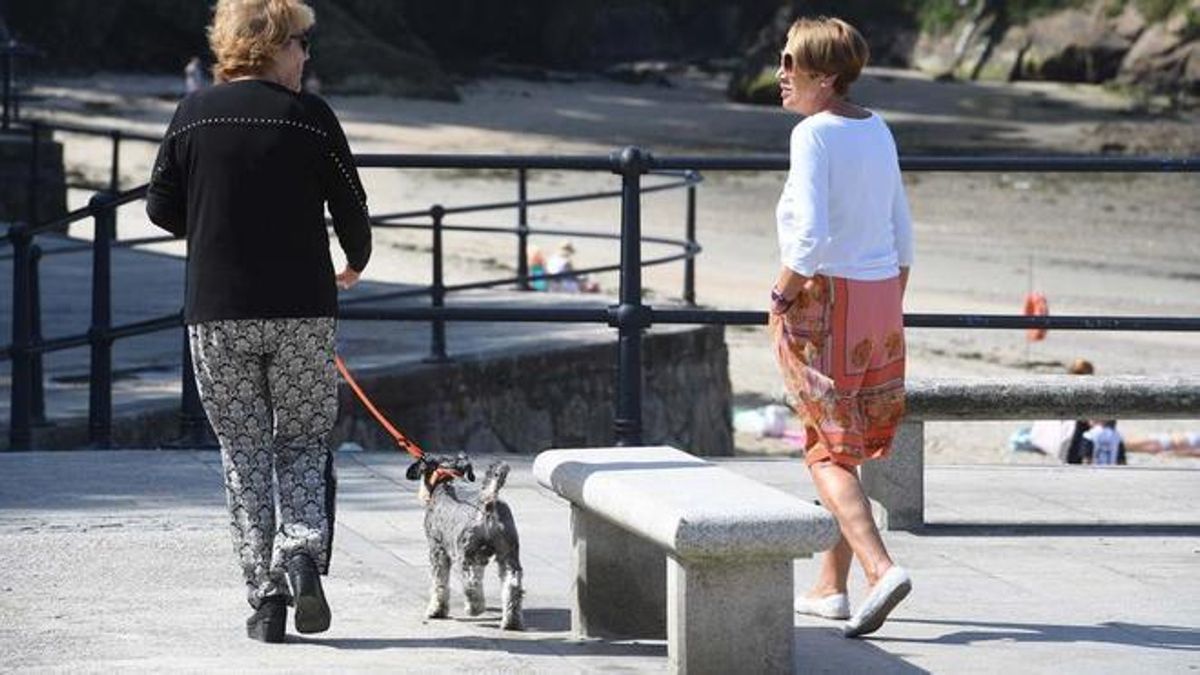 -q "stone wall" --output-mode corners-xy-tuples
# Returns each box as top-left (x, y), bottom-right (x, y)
(9, 324), (734, 456)
(331, 324), (734, 457)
